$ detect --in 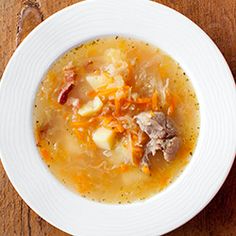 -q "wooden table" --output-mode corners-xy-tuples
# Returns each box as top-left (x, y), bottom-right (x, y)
(0, 0), (235, 235)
